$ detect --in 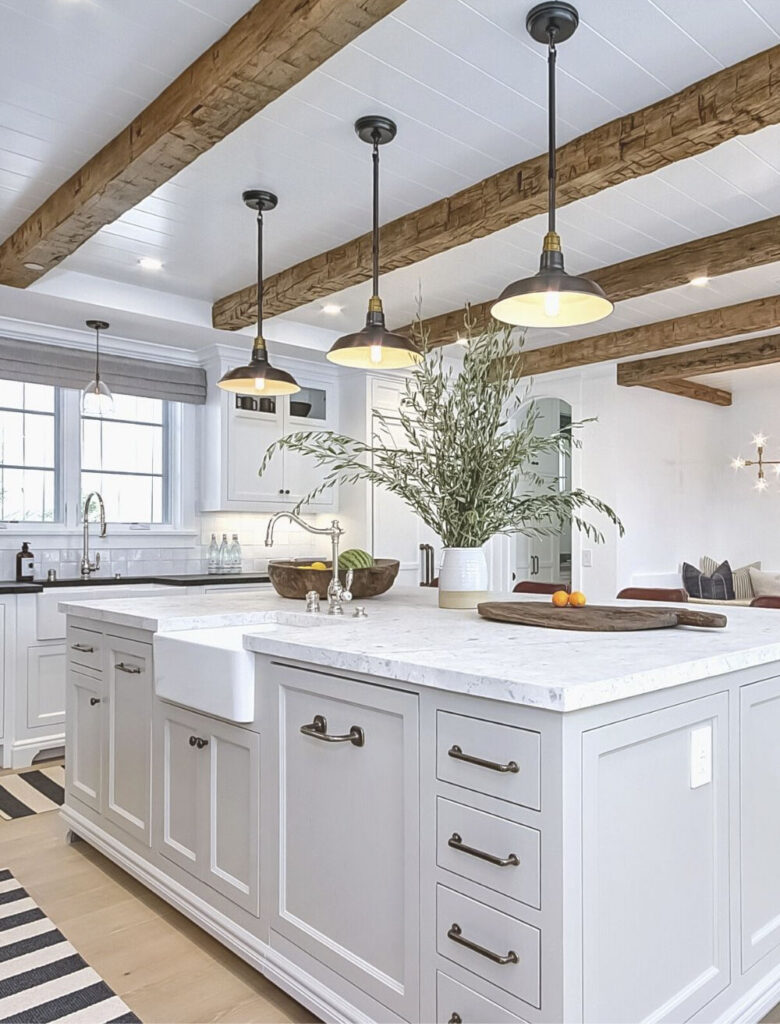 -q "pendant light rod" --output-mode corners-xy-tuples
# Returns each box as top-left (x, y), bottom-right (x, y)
(546, 28), (557, 236)
(371, 131), (380, 296)
(85, 319), (109, 385)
